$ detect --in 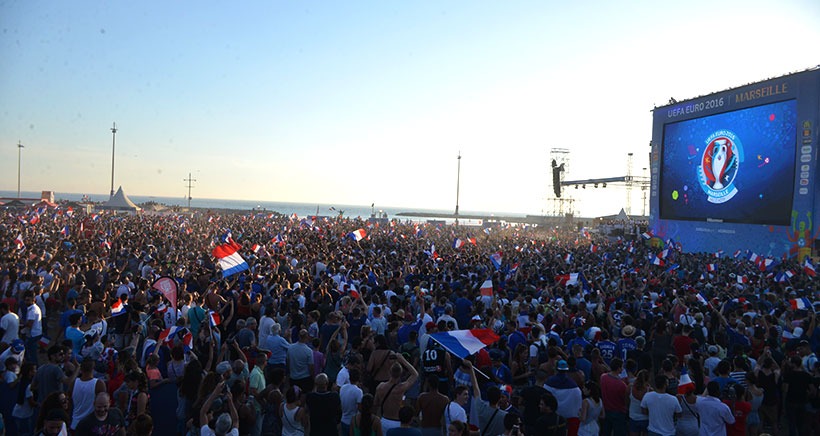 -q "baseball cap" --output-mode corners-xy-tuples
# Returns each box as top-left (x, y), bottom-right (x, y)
(11, 339), (24, 353)
(556, 360), (569, 371)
